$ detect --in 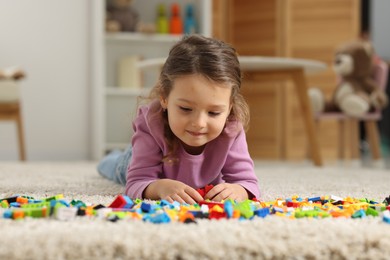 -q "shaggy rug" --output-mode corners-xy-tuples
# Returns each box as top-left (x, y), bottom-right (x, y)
(0, 161), (390, 260)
